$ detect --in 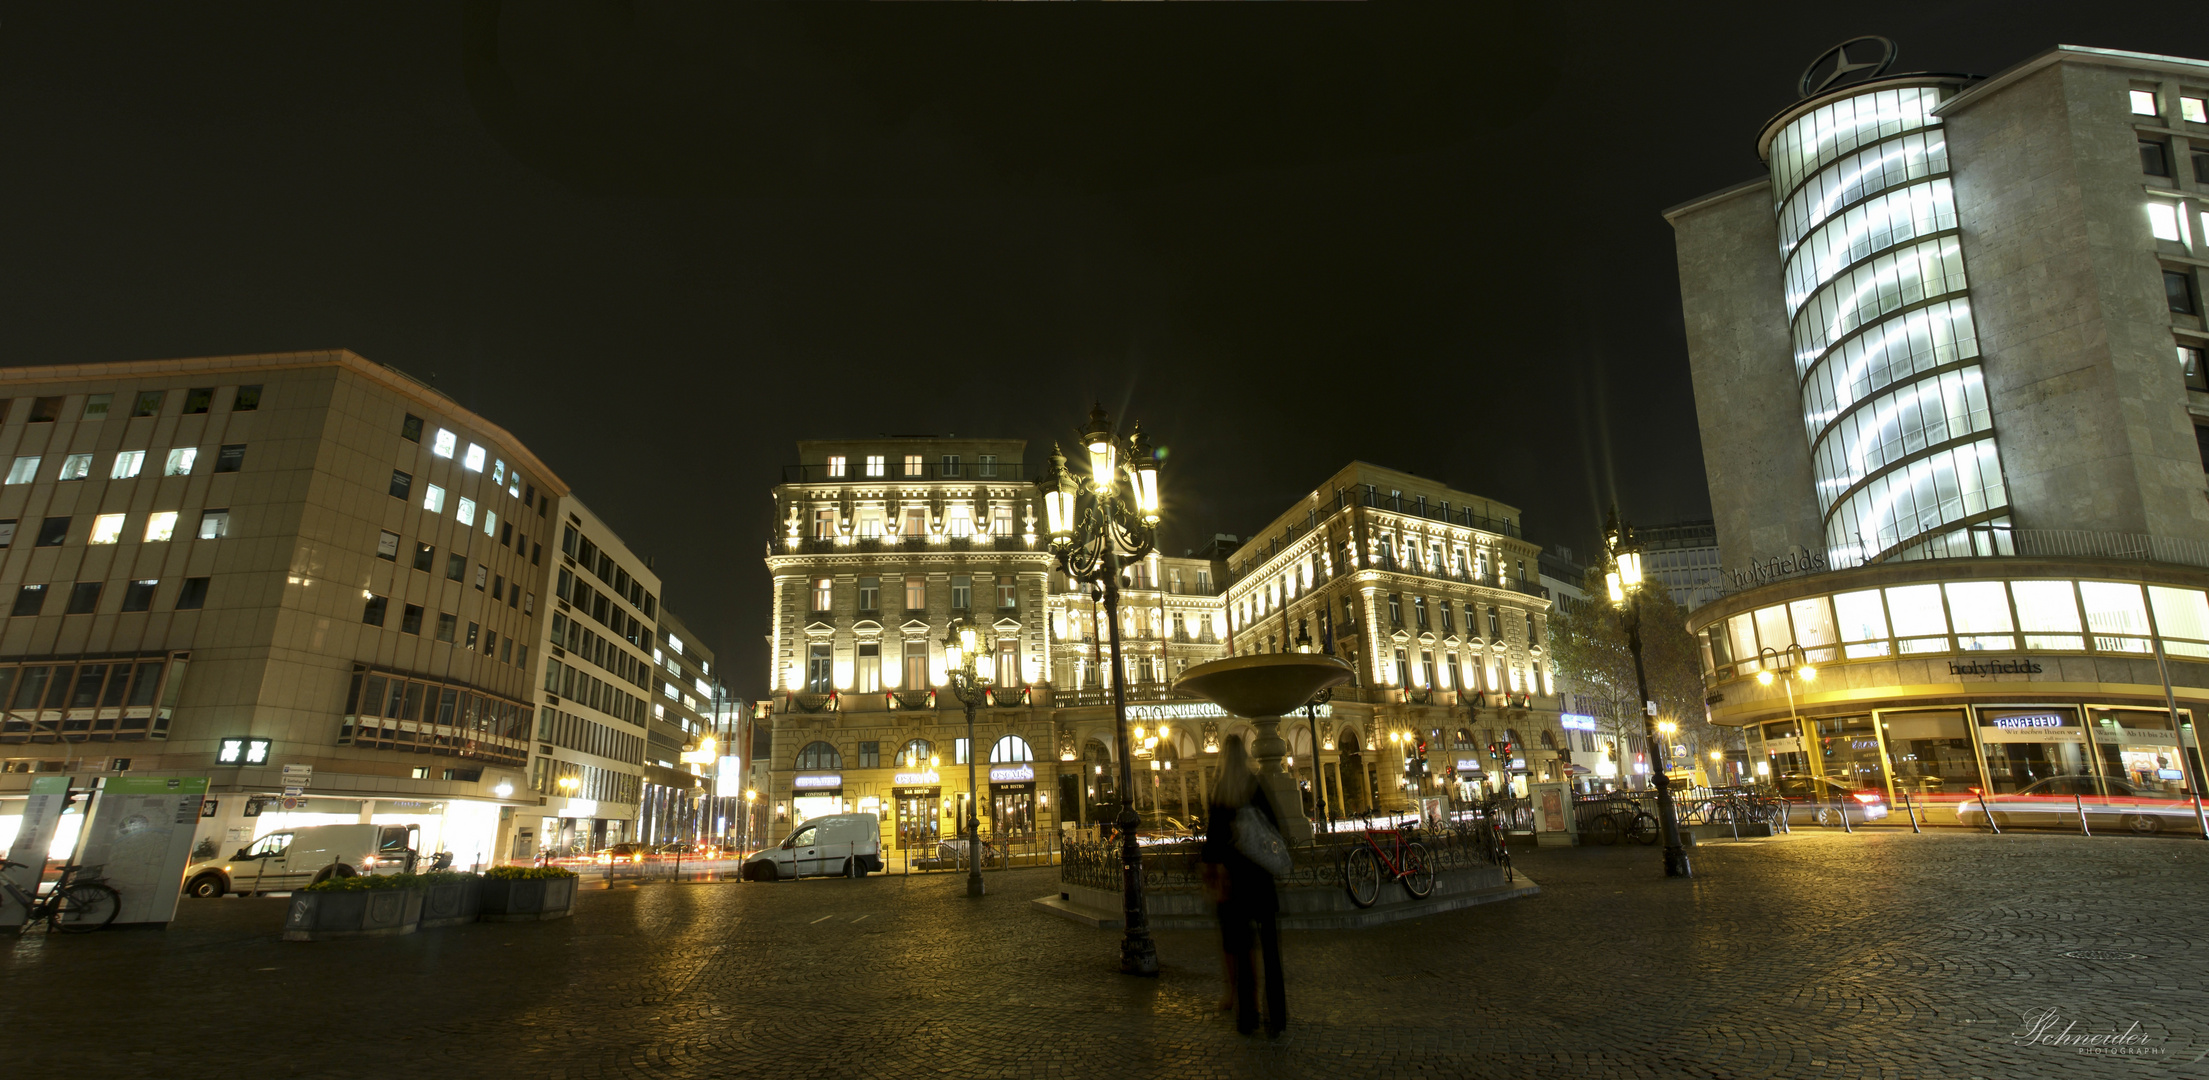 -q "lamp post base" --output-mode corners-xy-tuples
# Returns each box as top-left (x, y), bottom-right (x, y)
(1120, 931), (1160, 976)
(1662, 845), (1693, 878)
